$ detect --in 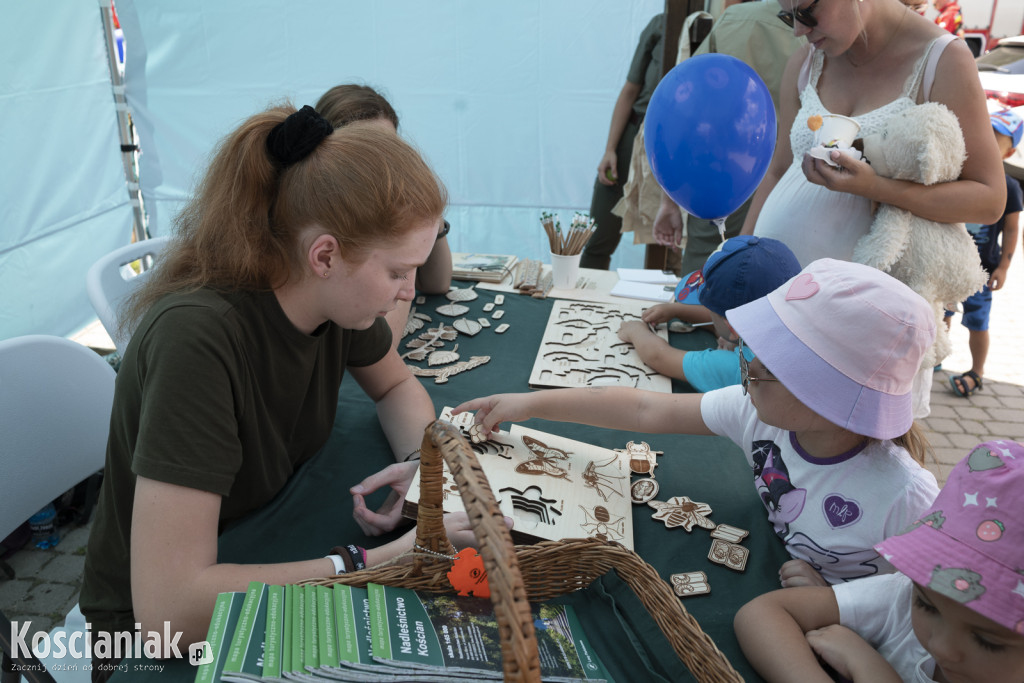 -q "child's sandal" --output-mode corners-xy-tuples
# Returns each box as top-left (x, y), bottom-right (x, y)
(949, 370), (983, 397)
